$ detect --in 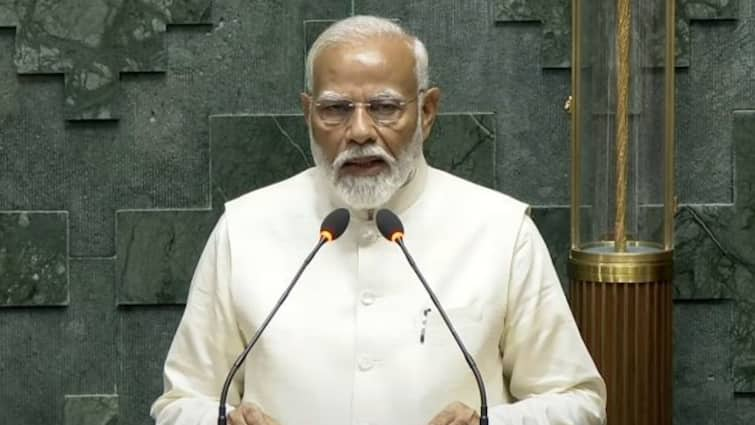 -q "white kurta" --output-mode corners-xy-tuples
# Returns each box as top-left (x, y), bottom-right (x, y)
(151, 162), (606, 425)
